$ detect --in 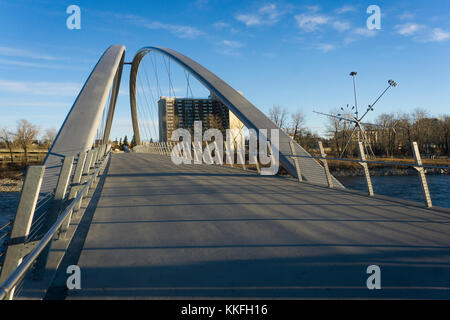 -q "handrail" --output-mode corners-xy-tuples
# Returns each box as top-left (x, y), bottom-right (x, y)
(0, 151), (111, 300)
(286, 154), (450, 170)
